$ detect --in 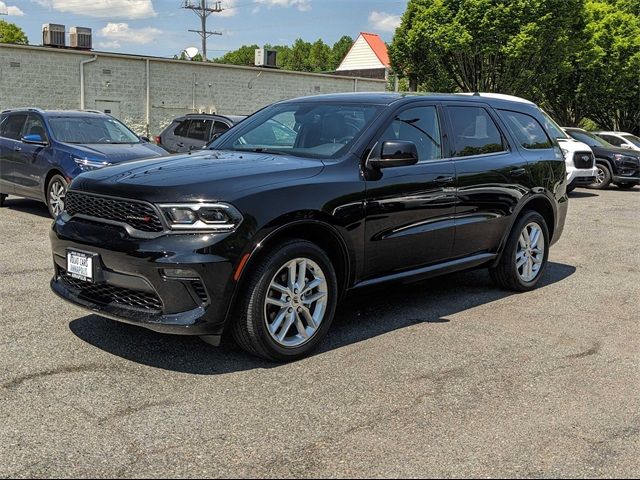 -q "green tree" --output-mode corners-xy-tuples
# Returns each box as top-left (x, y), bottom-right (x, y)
(309, 39), (332, 72)
(330, 35), (354, 70)
(215, 44), (260, 66)
(389, 0), (584, 95)
(0, 20), (28, 45)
